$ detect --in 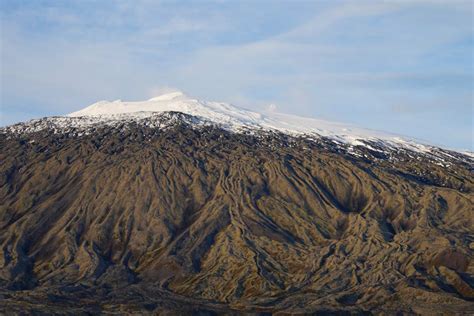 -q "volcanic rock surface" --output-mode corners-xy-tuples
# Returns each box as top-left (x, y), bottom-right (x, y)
(0, 98), (473, 314)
